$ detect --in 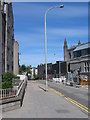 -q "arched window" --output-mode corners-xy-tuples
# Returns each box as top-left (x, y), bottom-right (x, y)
(69, 52), (71, 59)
